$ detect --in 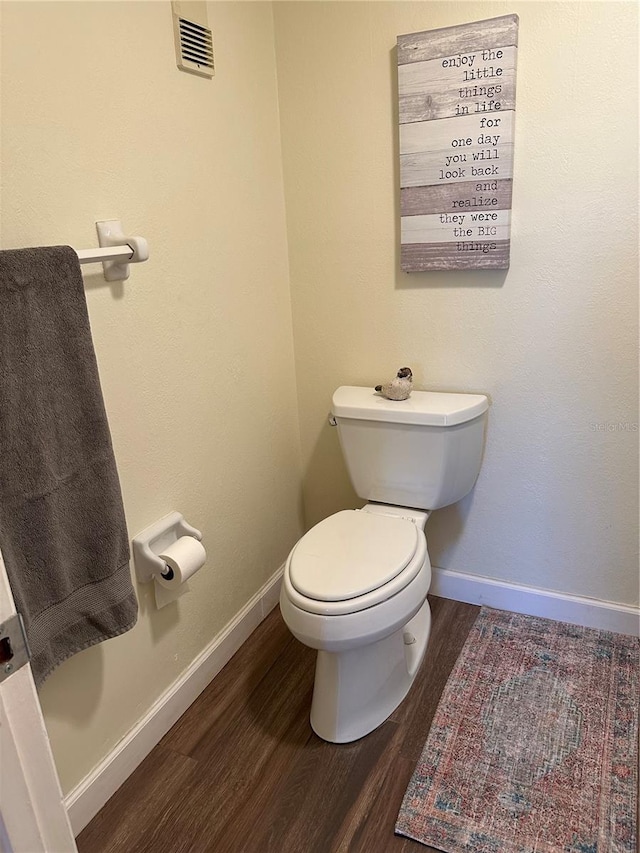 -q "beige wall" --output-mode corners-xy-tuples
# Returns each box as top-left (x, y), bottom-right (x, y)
(273, 1), (639, 604)
(1, 1), (303, 793)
